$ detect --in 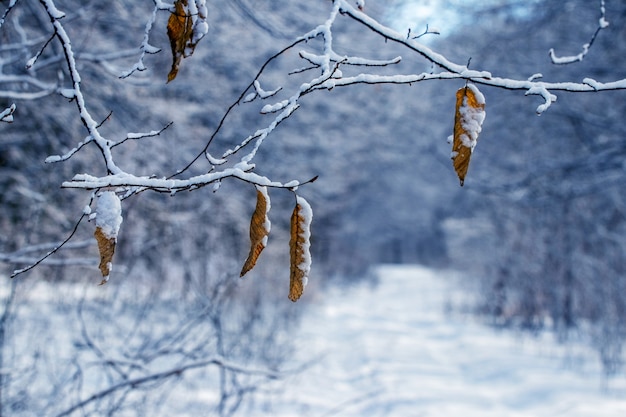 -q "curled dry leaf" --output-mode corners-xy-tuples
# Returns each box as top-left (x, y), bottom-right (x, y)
(289, 196), (312, 302)
(94, 227), (116, 285)
(94, 191), (122, 284)
(240, 186), (271, 277)
(167, 0), (194, 82)
(451, 83), (486, 186)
